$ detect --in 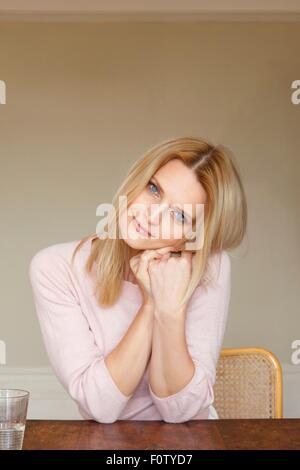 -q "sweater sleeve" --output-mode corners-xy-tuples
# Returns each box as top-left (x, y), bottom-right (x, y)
(148, 250), (231, 423)
(28, 247), (133, 424)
